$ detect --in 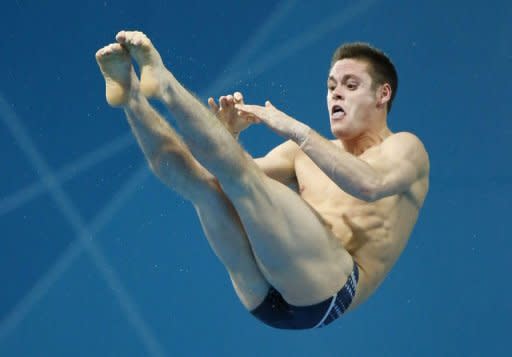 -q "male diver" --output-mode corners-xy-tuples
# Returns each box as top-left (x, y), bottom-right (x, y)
(95, 30), (429, 329)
